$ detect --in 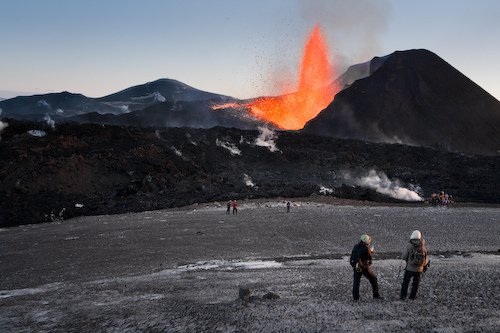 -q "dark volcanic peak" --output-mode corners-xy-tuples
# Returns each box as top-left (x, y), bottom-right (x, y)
(0, 91), (119, 120)
(0, 78), (241, 124)
(98, 78), (236, 105)
(304, 49), (500, 155)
